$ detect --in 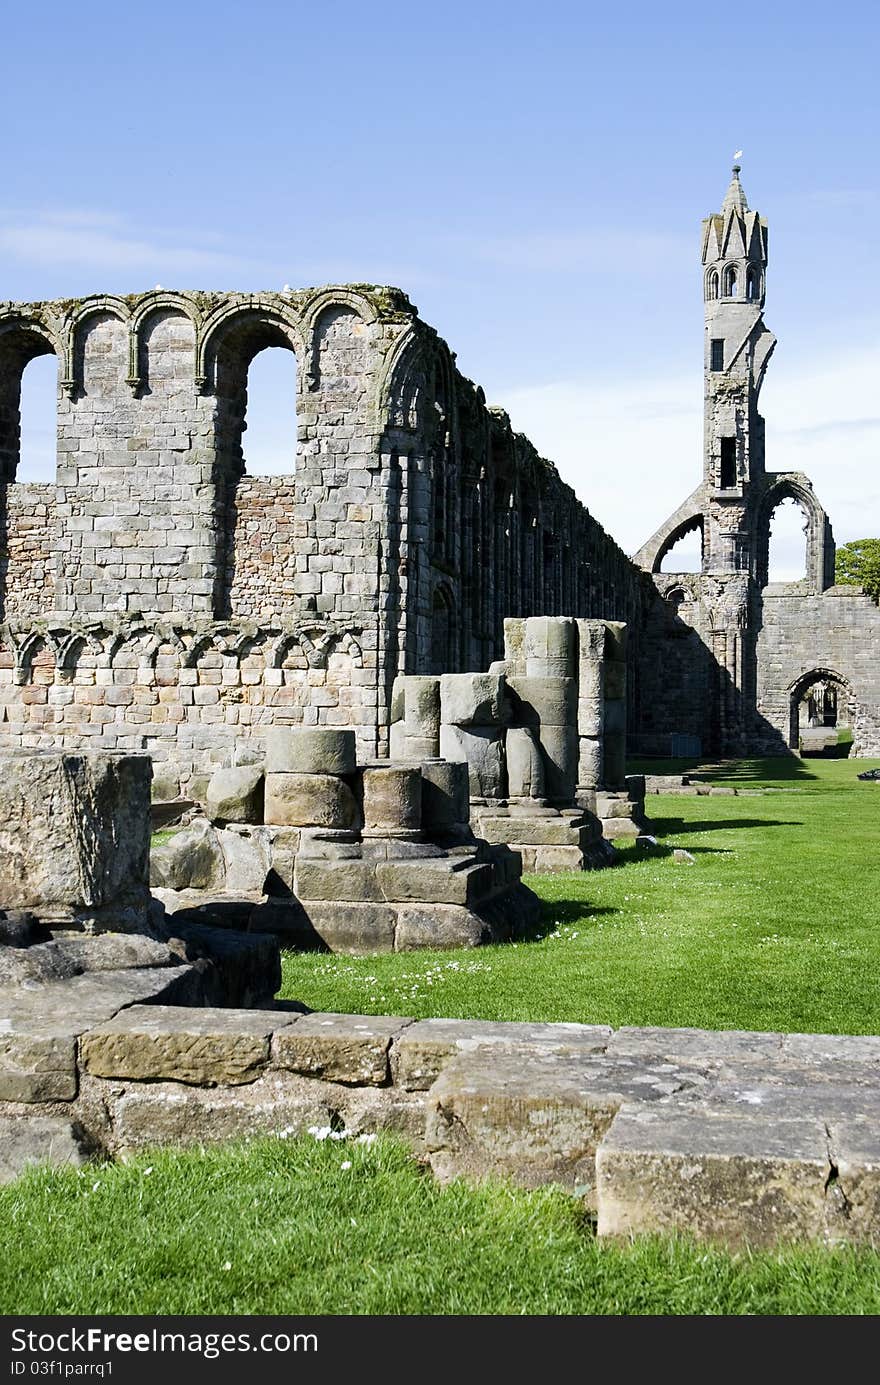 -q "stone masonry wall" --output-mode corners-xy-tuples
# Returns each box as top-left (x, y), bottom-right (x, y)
(0, 286), (646, 781)
(755, 588), (880, 753)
